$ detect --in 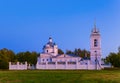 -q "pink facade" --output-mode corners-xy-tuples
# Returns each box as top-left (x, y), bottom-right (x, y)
(37, 26), (102, 70)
